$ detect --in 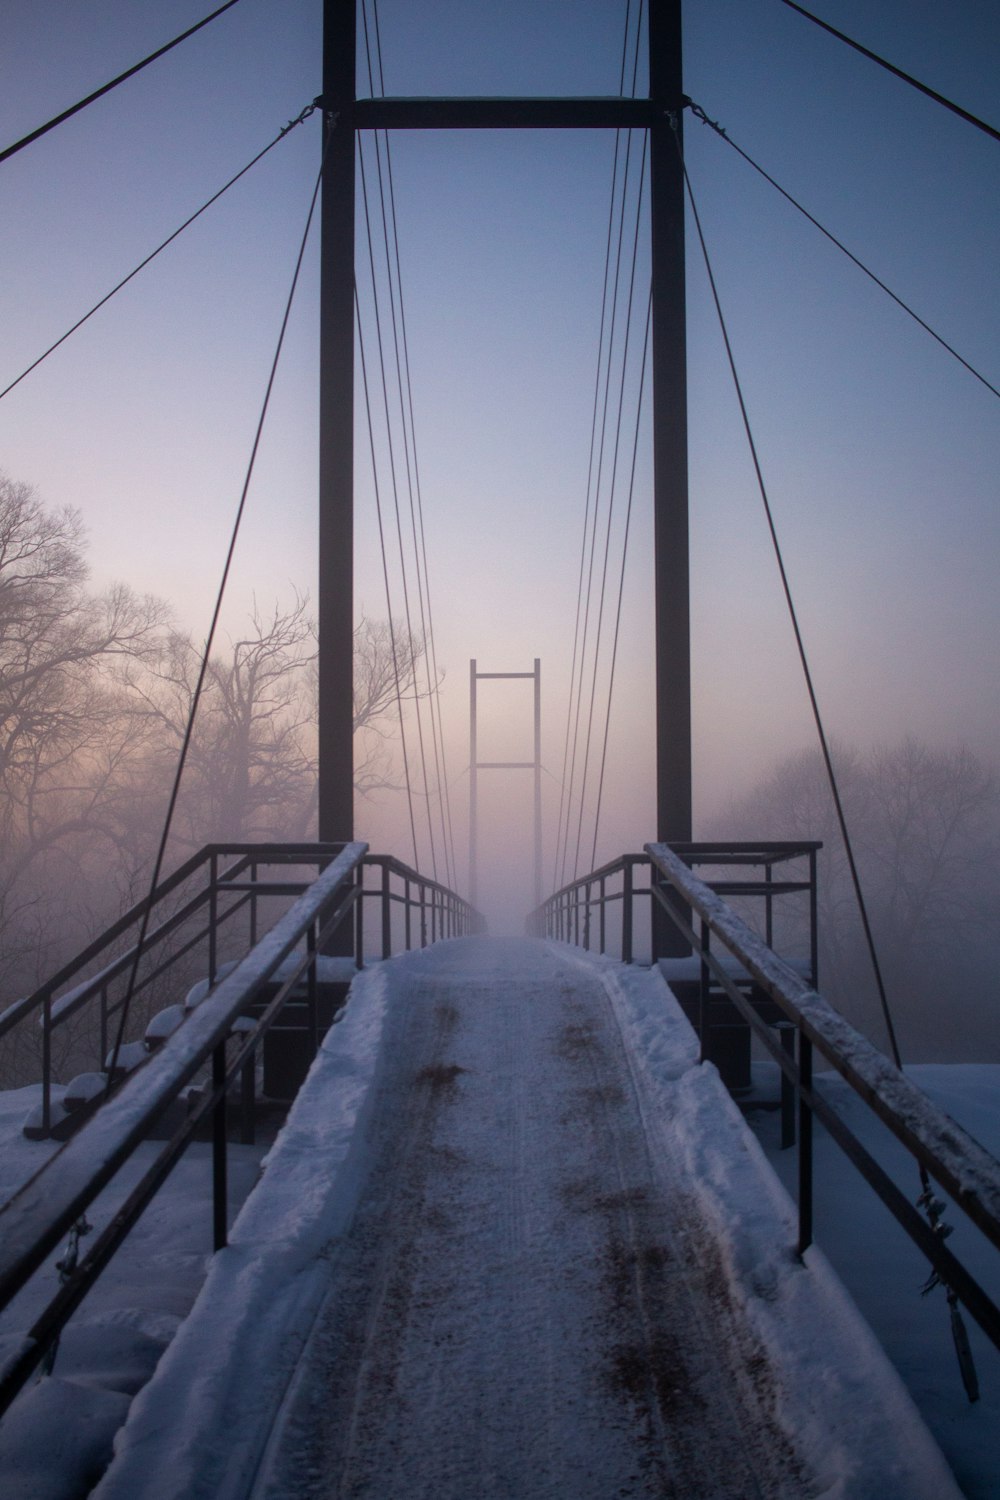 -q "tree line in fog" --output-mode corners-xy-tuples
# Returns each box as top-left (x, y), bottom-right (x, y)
(0, 471), (426, 1007)
(2, 468), (997, 1064)
(718, 739), (1000, 1061)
